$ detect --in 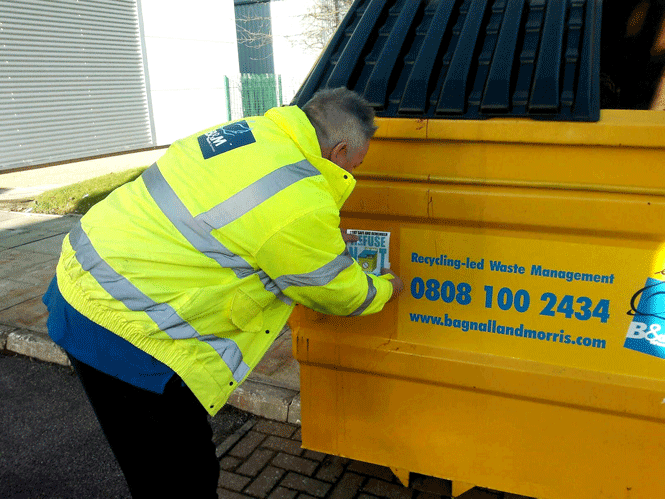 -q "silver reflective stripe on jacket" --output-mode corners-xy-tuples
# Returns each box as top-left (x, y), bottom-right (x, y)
(141, 161), (322, 304)
(349, 274), (377, 316)
(274, 249), (355, 289)
(142, 164), (253, 274)
(69, 222), (251, 383)
(194, 160), (321, 230)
